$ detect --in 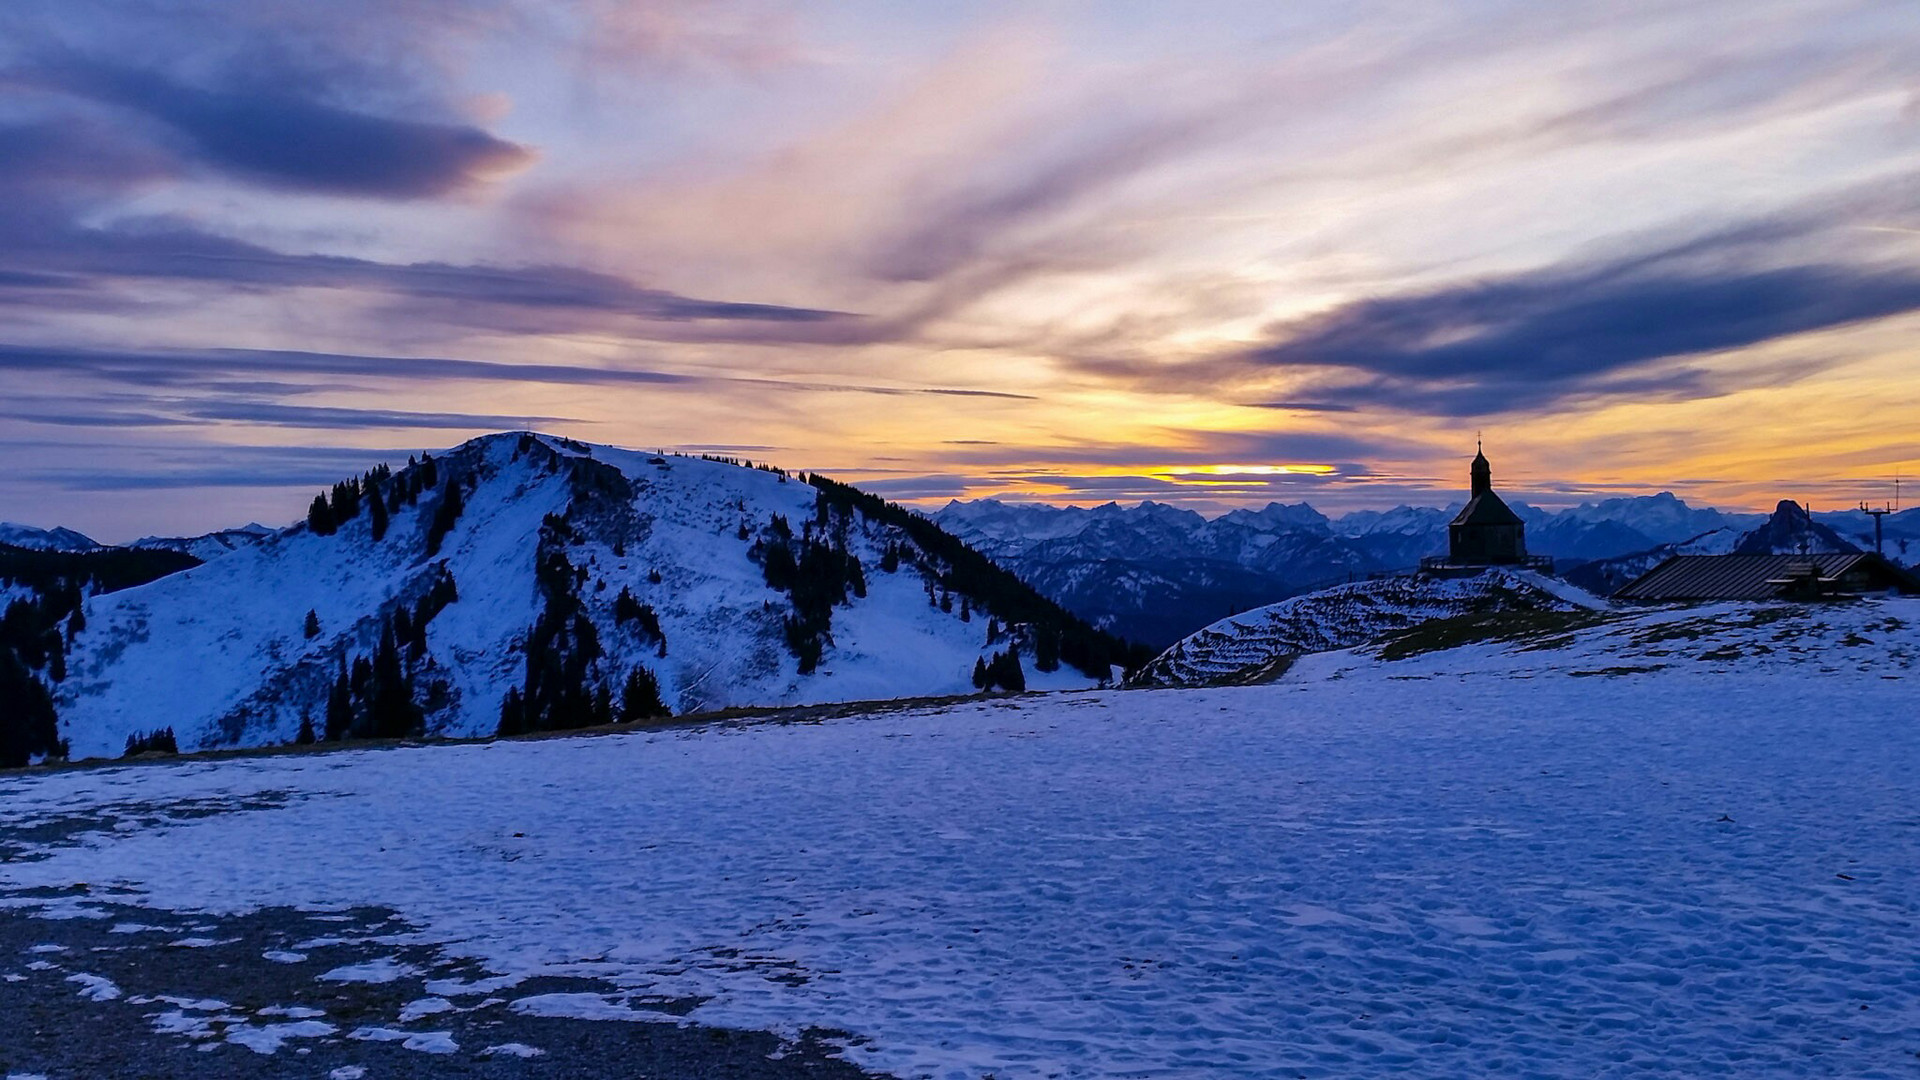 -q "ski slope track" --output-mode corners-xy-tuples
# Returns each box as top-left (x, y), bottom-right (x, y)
(2, 599), (1917, 1078)
(52, 433), (1100, 759)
